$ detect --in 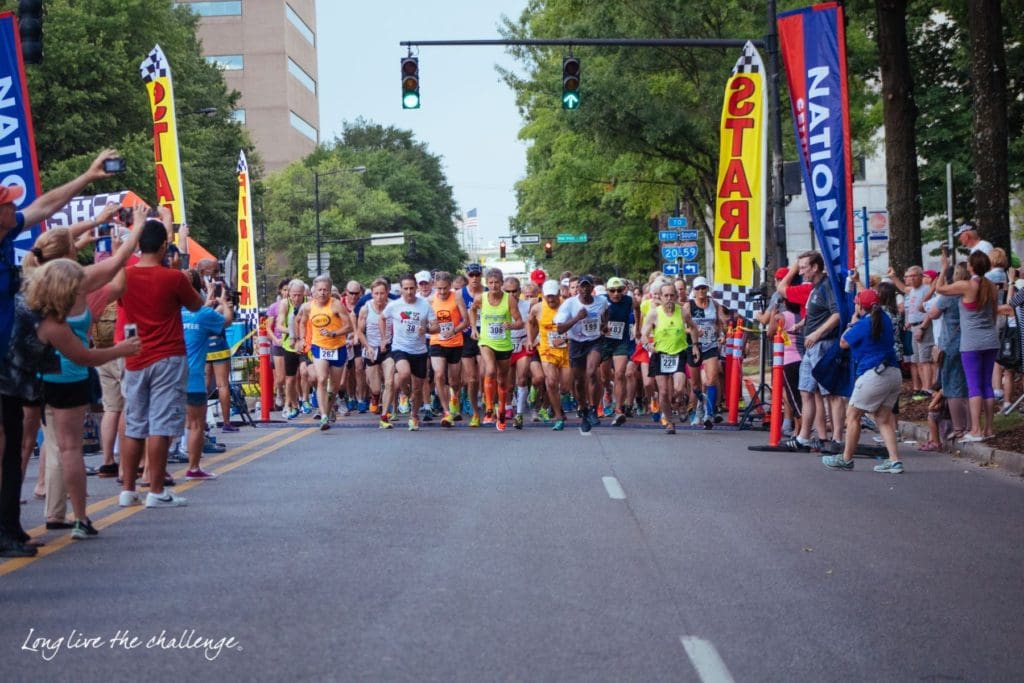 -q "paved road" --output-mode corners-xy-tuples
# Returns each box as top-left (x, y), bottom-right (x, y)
(2, 415), (1022, 682)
